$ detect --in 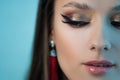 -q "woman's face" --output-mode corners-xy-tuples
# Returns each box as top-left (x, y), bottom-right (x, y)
(51, 0), (120, 80)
